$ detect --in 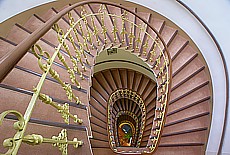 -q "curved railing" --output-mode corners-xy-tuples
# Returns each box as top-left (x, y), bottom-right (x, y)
(114, 111), (140, 147)
(108, 89), (146, 150)
(0, 1), (172, 154)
